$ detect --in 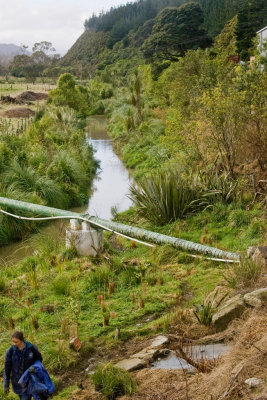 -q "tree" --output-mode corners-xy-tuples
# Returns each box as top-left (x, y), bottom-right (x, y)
(142, 3), (212, 64)
(236, 0), (267, 60)
(214, 15), (238, 56)
(49, 73), (89, 114)
(10, 41), (59, 81)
